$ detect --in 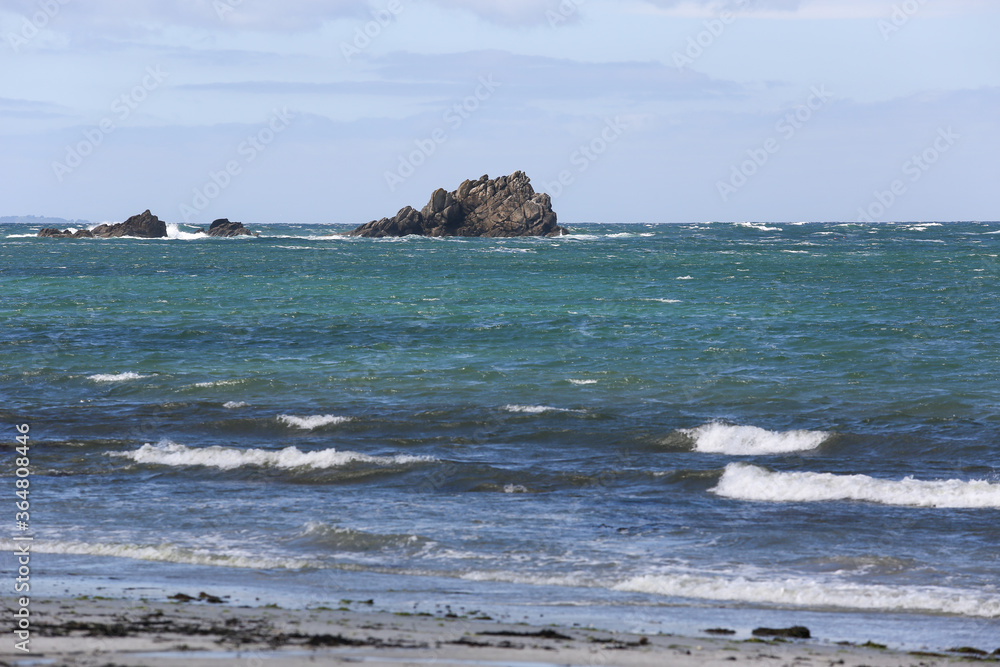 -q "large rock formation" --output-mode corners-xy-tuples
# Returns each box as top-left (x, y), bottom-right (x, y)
(39, 210), (167, 239)
(350, 172), (566, 238)
(206, 218), (259, 237)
